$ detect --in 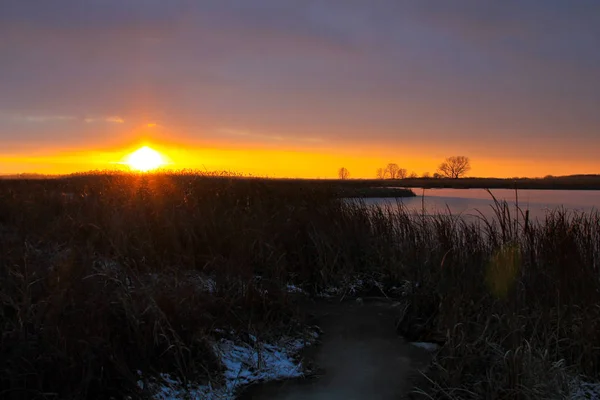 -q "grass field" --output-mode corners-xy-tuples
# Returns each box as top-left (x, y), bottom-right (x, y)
(1, 172), (599, 399)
